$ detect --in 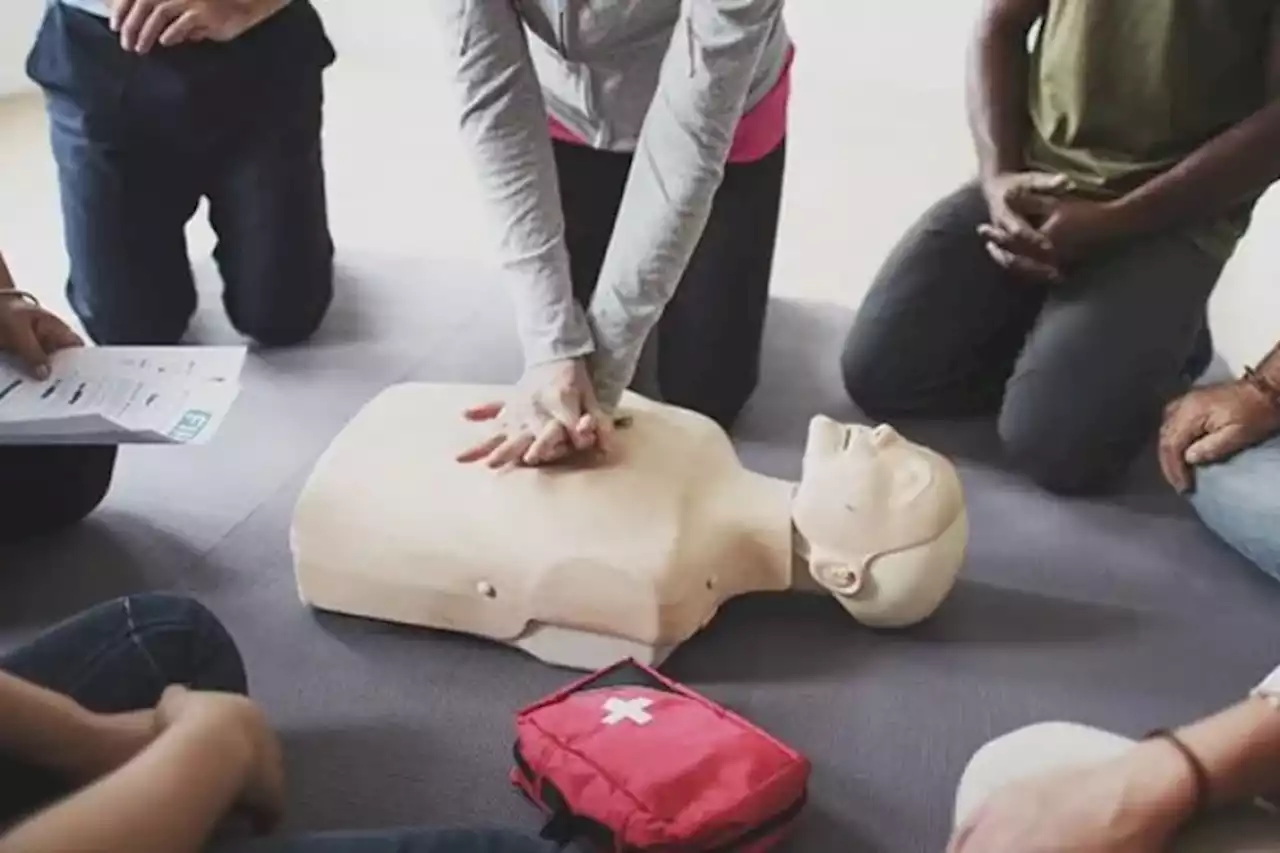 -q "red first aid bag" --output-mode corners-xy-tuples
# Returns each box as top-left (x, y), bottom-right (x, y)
(511, 659), (810, 851)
